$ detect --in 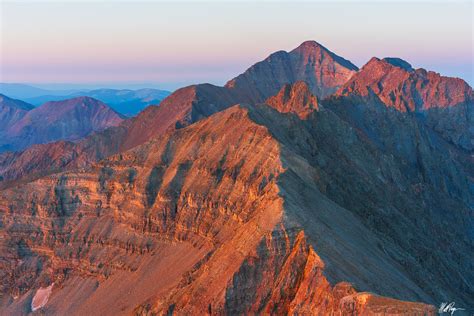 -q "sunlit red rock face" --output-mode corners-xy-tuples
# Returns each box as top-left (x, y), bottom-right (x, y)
(337, 57), (472, 112)
(335, 57), (473, 150)
(265, 81), (318, 118)
(0, 105), (444, 315)
(226, 40), (358, 101)
(0, 96), (124, 153)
